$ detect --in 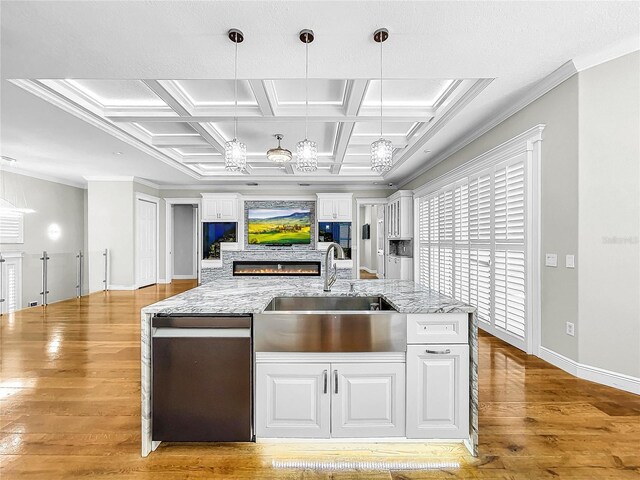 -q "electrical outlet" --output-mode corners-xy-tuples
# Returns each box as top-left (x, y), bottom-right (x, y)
(28, 301), (38, 307)
(566, 322), (575, 336)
